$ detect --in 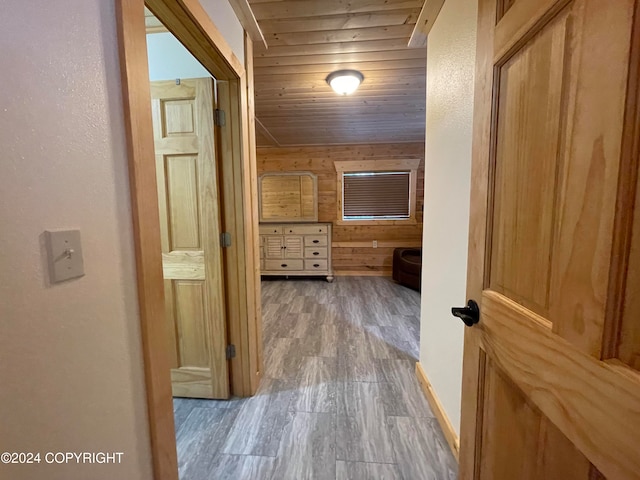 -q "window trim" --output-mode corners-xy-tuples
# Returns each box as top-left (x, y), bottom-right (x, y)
(334, 159), (421, 225)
